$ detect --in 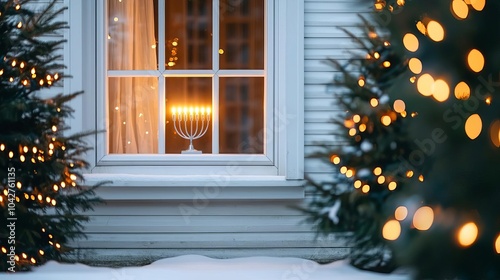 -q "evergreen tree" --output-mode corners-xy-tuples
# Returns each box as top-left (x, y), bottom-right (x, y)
(304, 16), (423, 273)
(369, 0), (500, 278)
(0, 0), (101, 271)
